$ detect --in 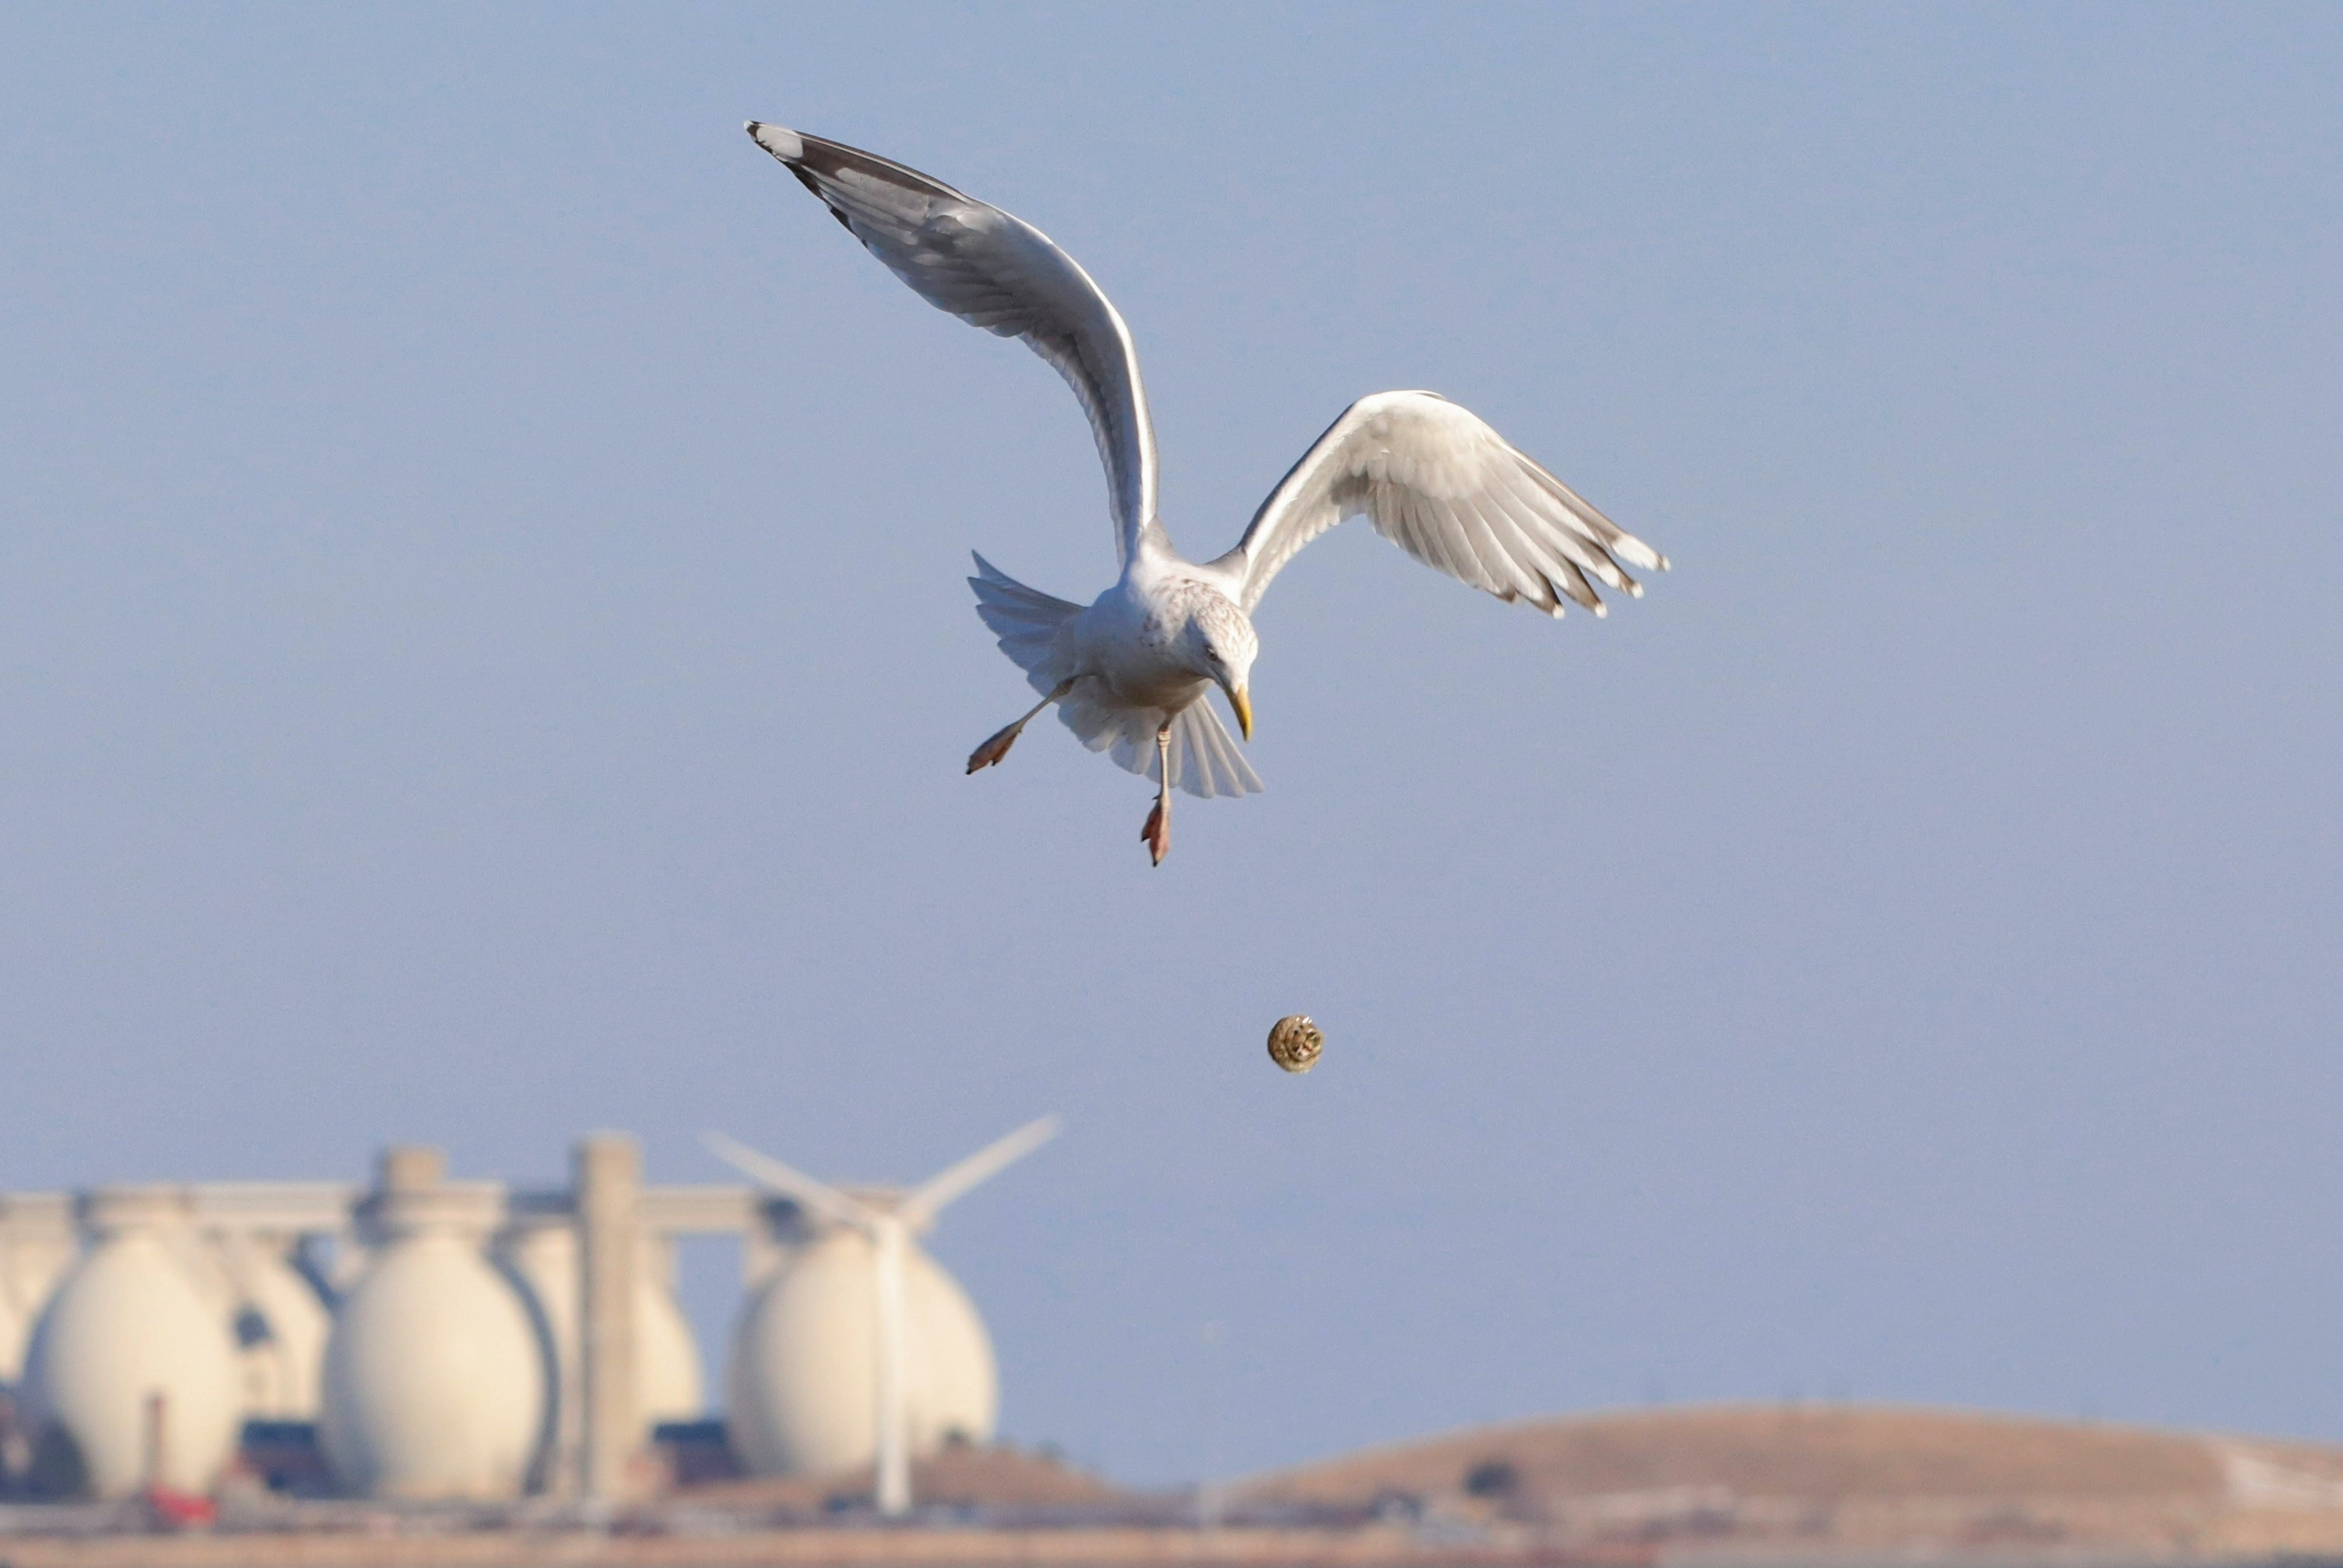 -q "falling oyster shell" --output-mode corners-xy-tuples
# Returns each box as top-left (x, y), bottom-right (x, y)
(1267, 1015), (1324, 1073)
